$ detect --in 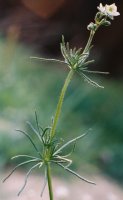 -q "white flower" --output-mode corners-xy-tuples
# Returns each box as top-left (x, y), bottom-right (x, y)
(97, 3), (120, 19)
(97, 3), (106, 14)
(105, 3), (120, 17)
